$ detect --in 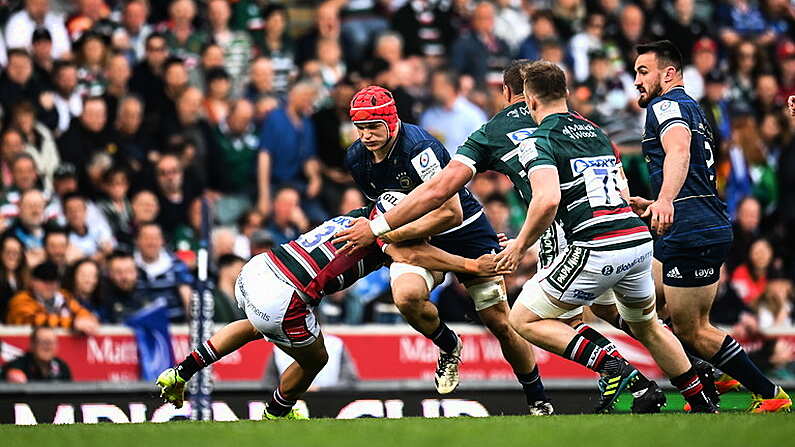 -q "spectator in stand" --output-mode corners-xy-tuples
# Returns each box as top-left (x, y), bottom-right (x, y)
(420, 69), (487, 157)
(133, 222), (193, 322)
(569, 13), (606, 83)
(30, 28), (54, 86)
(244, 57), (279, 124)
(483, 193), (514, 237)
(711, 265), (752, 326)
(161, 0), (206, 65)
(753, 73), (783, 116)
(612, 3), (645, 71)
(203, 67), (232, 125)
(0, 154), (42, 222)
(4, 0), (71, 59)
(63, 258), (102, 318)
(45, 163), (112, 236)
(57, 96), (114, 174)
(43, 227), (77, 278)
(730, 238), (790, 327)
(117, 0), (153, 62)
(1, 327), (72, 383)
(700, 69), (732, 152)
(6, 261), (98, 334)
(103, 52), (132, 127)
(662, 0), (710, 65)
(130, 33), (169, 133)
(188, 42), (225, 94)
(74, 31), (110, 97)
(493, 0), (531, 54)
(0, 50), (57, 130)
(97, 166), (133, 247)
(683, 37), (719, 101)
(208, 99), (258, 225)
(113, 95), (150, 172)
(372, 32), (404, 67)
(0, 235), (29, 322)
(717, 0), (772, 48)
(152, 153), (202, 238)
(551, 0), (586, 42)
(3, 189), (50, 257)
(51, 61), (82, 135)
(130, 189), (160, 227)
(722, 116), (778, 216)
(314, 38), (347, 96)
(212, 254), (246, 322)
(265, 186), (309, 245)
(728, 41), (763, 114)
(257, 81), (324, 222)
(100, 250), (149, 323)
(63, 193), (115, 259)
(254, 4), (296, 95)
(172, 197), (202, 270)
(0, 129), (26, 192)
(231, 208), (265, 259)
(9, 101), (59, 193)
(159, 87), (213, 185)
(390, 0), (453, 60)
(728, 196), (763, 271)
(296, 2), (350, 68)
(451, 1), (511, 87)
(207, 0), (252, 96)
(518, 10), (558, 62)
(777, 40), (795, 102)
